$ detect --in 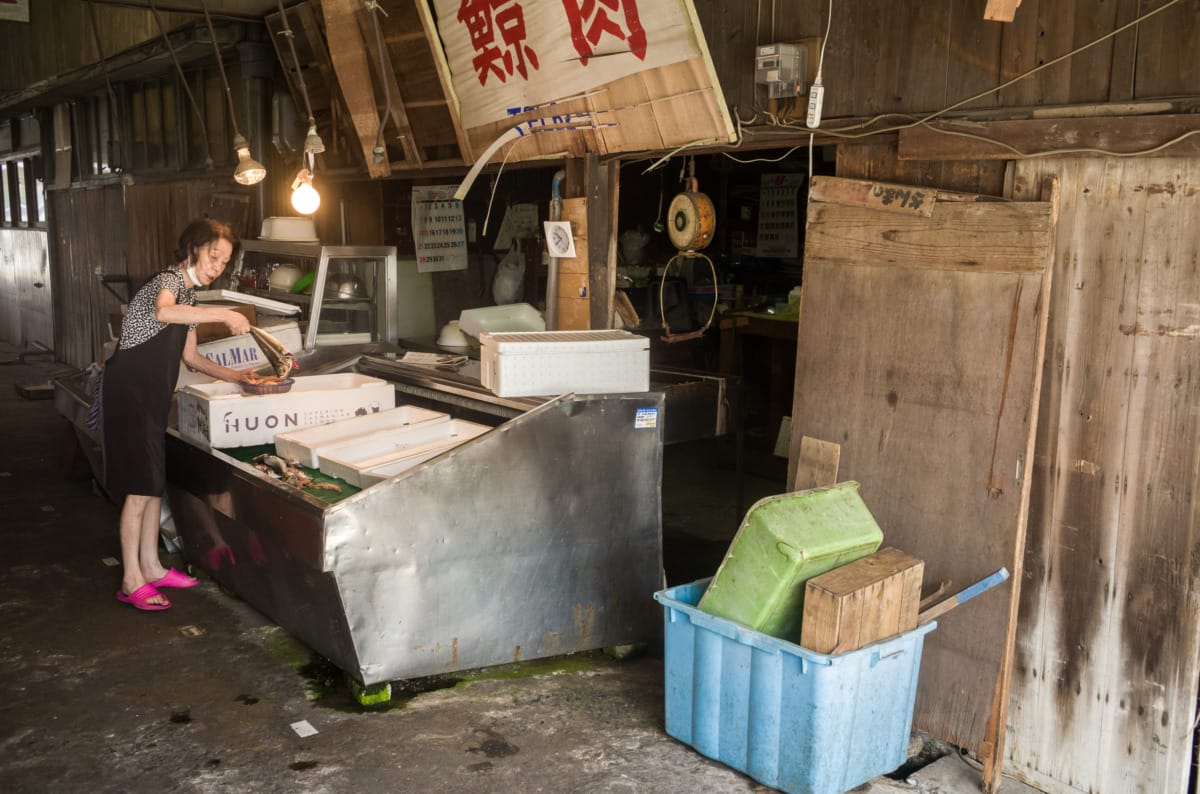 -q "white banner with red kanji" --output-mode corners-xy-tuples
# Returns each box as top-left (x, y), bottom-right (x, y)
(435, 0), (700, 128)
